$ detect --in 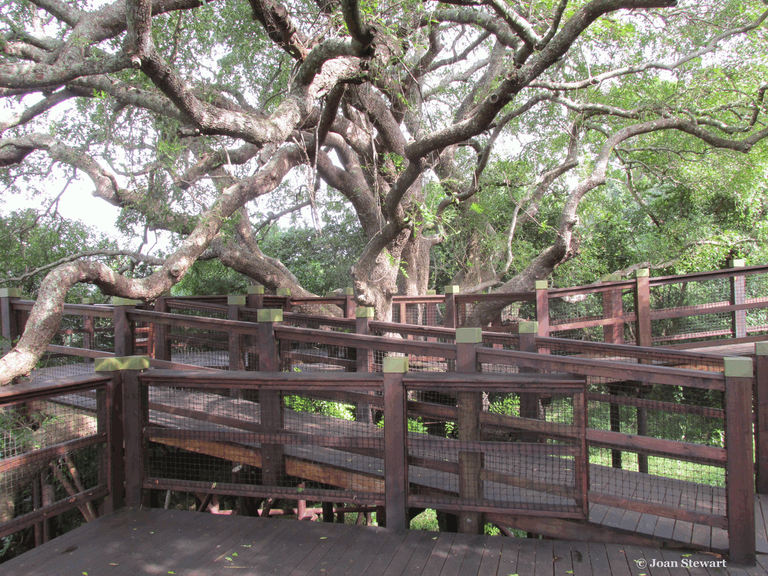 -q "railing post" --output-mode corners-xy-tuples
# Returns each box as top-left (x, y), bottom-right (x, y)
(277, 288), (292, 312)
(228, 295), (245, 372)
(355, 307), (374, 423)
(519, 321), (541, 443)
(602, 273), (623, 344)
(0, 287), (21, 355)
(534, 281), (549, 338)
(81, 297), (95, 362)
(634, 269), (651, 348)
(730, 259), (747, 339)
(247, 284), (265, 310)
(344, 287), (356, 319)
(153, 295), (171, 361)
(95, 356), (150, 511)
(724, 356), (756, 566)
(258, 309), (285, 487)
(444, 285), (459, 329)
(756, 342), (768, 494)
(456, 327), (483, 534)
(383, 356), (408, 530)
(633, 269), (651, 472)
(112, 297), (138, 357)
